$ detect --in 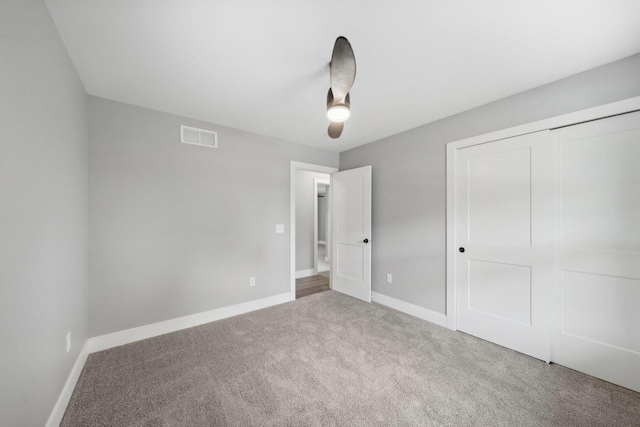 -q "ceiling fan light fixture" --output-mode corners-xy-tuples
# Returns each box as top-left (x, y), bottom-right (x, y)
(326, 37), (355, 138)
(327, 104), (351, 122)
